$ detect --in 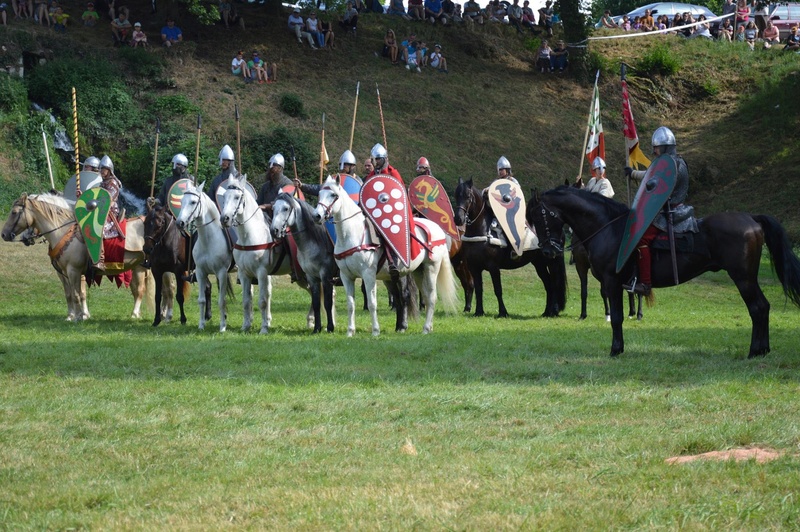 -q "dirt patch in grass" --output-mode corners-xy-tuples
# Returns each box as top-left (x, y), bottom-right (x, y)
(665, 447), (784, 465)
